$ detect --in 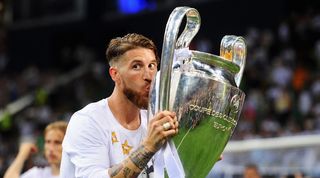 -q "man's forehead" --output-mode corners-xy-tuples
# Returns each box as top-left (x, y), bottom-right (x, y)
(122, 48), (156, 61)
